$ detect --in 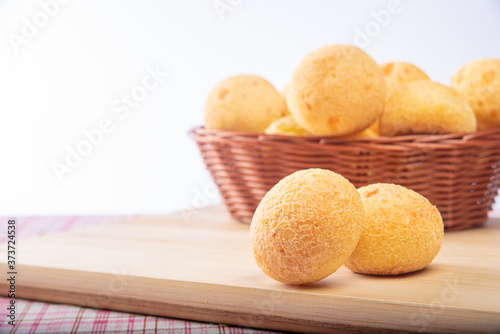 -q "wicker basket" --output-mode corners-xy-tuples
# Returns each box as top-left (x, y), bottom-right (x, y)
(190, 127), (500, 231)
